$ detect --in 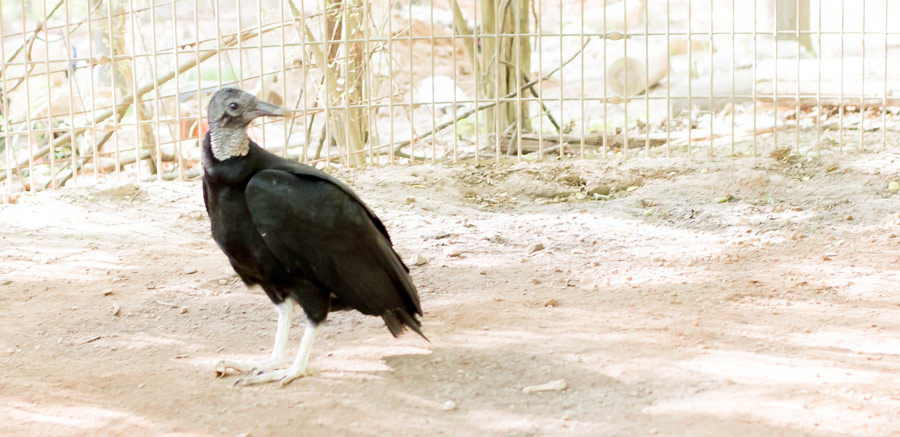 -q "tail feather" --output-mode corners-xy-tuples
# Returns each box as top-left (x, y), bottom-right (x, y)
(382, 309), (429, 342)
